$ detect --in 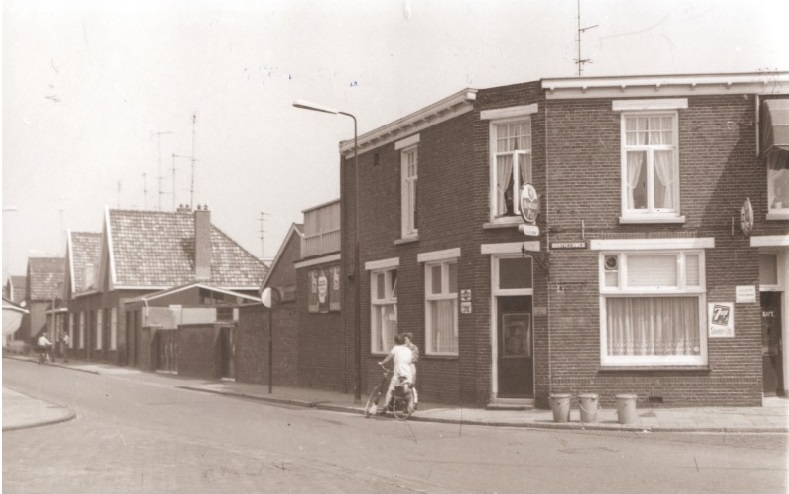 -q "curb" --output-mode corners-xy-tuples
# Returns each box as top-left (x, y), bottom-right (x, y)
(2, 408), (77, 432)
